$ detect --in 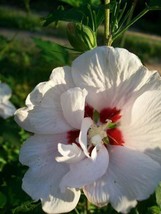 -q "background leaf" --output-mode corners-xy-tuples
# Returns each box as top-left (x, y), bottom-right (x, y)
(33, 38), (69, 66)
(43, 4), (104, 31)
